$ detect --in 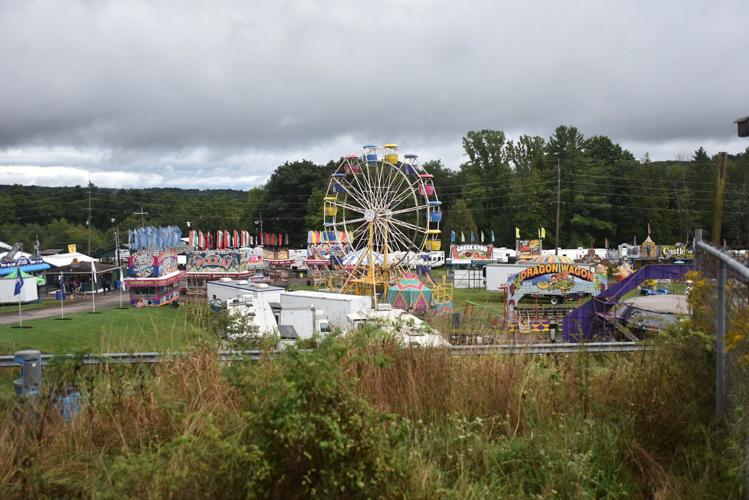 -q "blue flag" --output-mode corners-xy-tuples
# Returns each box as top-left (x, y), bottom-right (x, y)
(451, 231), (456, 243)
(470, 231), (476, 243)
(14, 267), (23, 296)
